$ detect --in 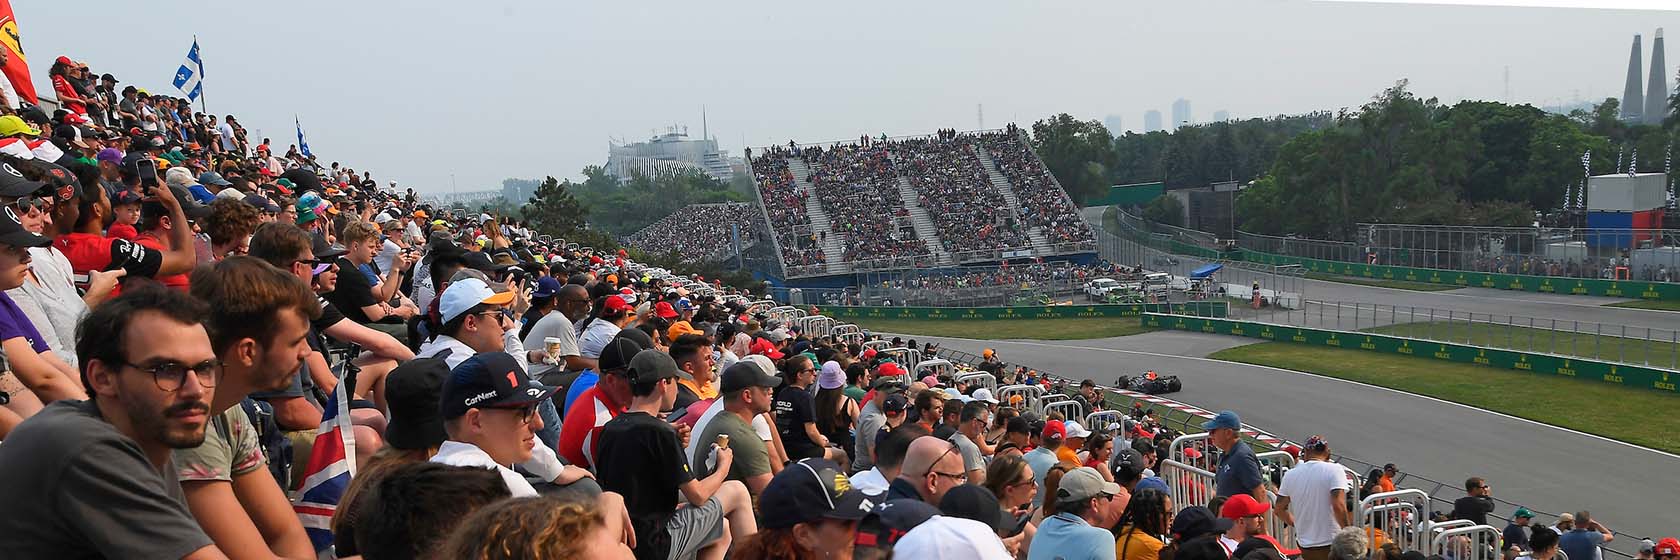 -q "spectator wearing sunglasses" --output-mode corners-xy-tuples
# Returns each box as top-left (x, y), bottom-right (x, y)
(0, 182), (86, 412)
(889, 435), (968, 505)
(432, 352), (592, 497)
